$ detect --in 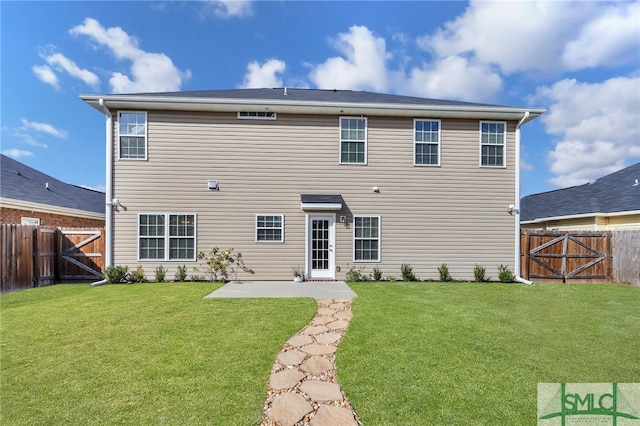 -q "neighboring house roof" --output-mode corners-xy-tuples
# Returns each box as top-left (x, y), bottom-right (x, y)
(521, 163), (640, 222)
(0, 154), (105, 216)
(81, 88), (544, 123)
